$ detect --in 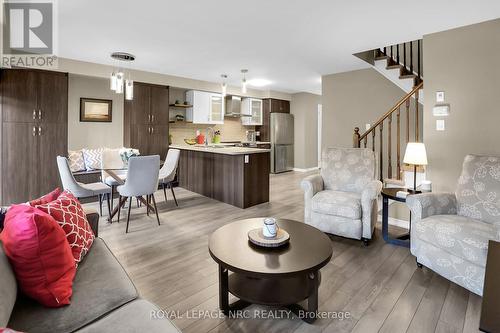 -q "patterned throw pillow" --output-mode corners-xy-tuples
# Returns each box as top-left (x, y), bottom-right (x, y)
(82, 148), (104, 171)
(68, 150), (86, 172)
(28, 187), (62, 207)
(36, 191), (95, 263)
